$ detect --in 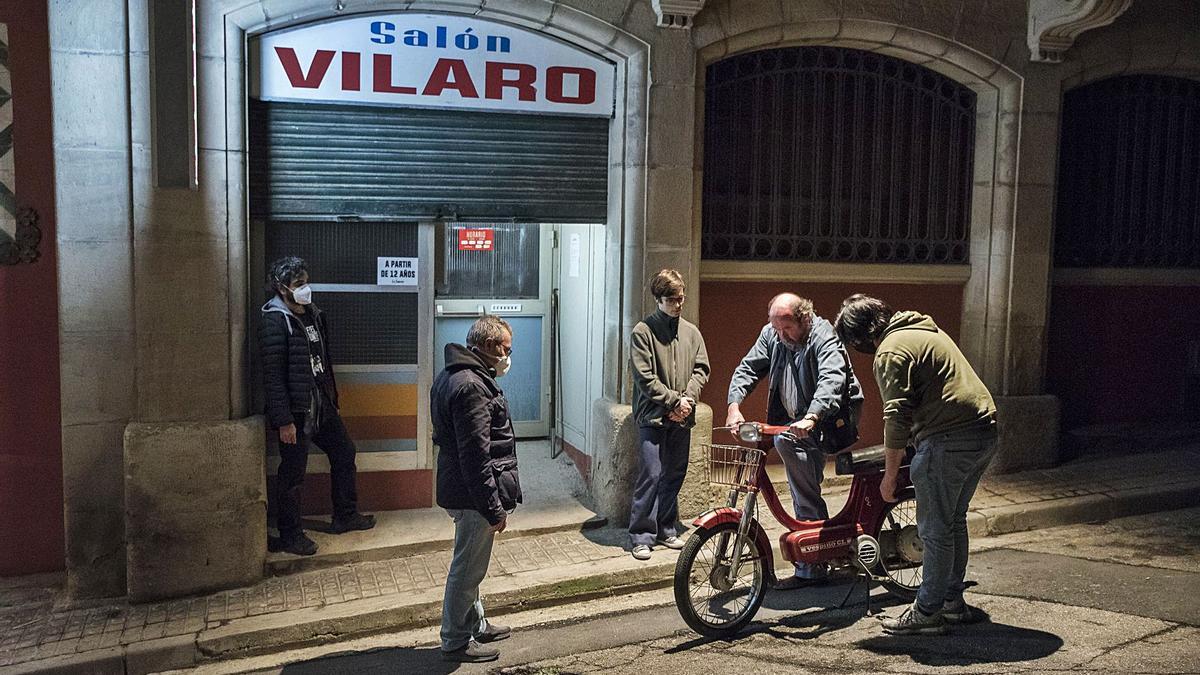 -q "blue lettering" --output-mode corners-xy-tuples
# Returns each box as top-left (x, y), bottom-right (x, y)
(369, 21), (396, 44)
(402, 29), (428, 47)
(454, 28), (479, 50)
(436, 25), (448, 49)
(486, 35), (511, 53)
